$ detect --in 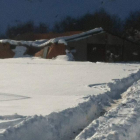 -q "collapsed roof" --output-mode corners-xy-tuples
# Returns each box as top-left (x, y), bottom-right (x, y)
(0, 28), (104, 48)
